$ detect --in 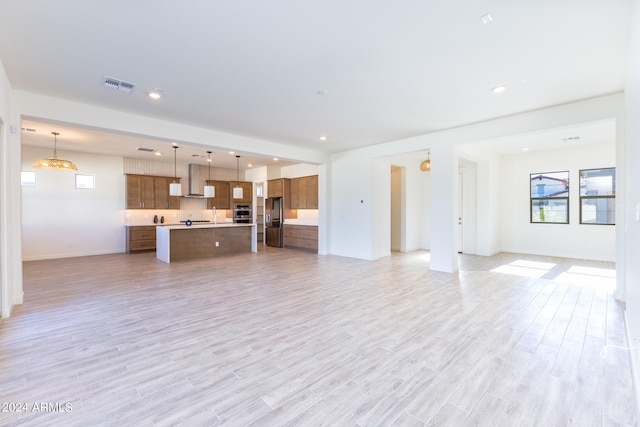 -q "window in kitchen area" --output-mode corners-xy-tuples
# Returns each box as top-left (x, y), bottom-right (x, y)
(75, 174), (95, 189)
(579, 167), (615, 225)
(21, 170), (36, 187)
